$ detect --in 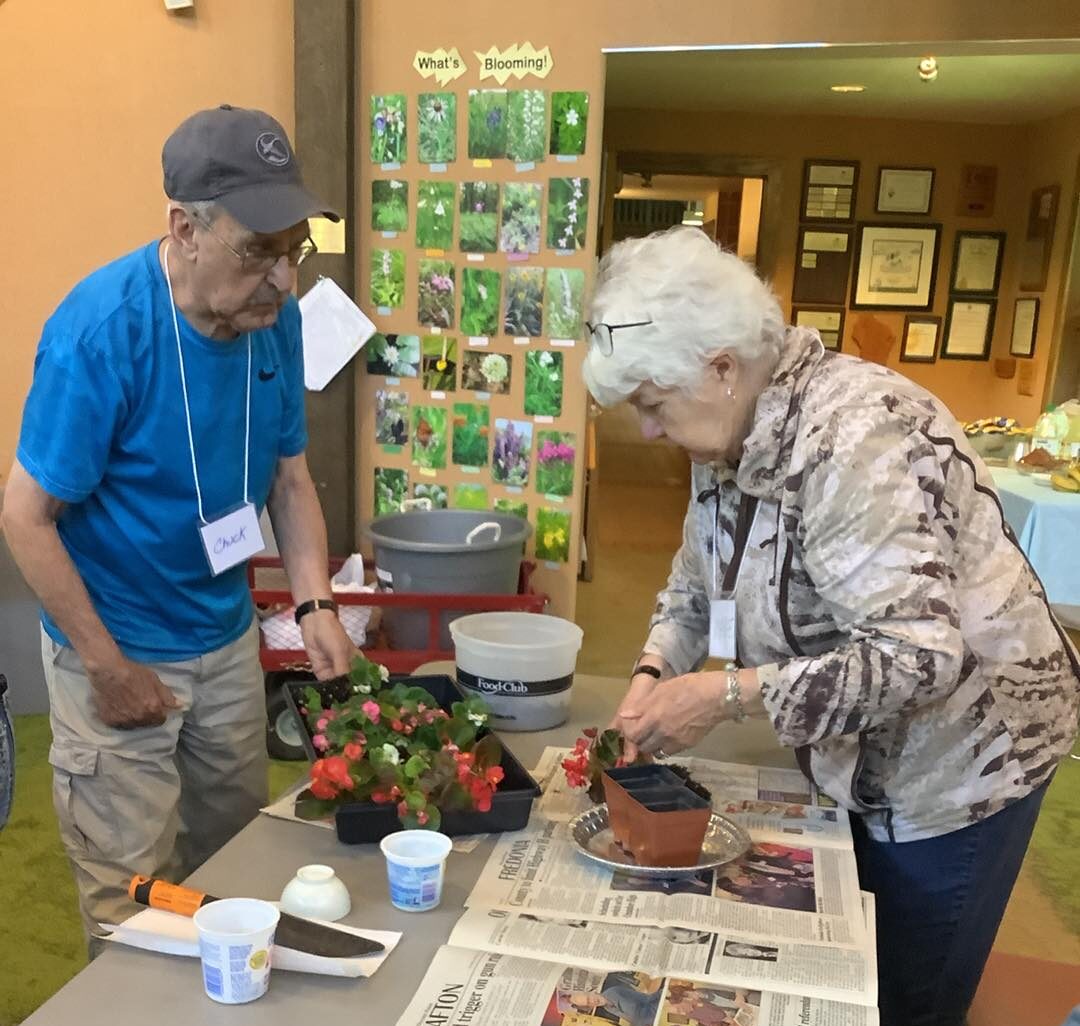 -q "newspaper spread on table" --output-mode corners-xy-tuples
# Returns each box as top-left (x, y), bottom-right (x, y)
(394, 749), (880, 1025)
(395, 921), (880, 1026)
(465, 784), (864, 947)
